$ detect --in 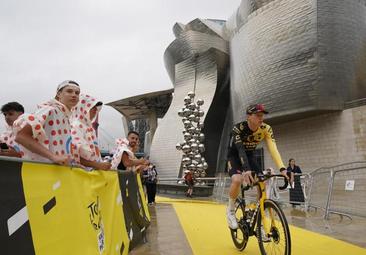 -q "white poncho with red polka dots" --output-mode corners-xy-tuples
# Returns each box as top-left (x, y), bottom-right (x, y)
(13, 99), (73, 162)
(0, 125), (22, 153)
(70, 94), (101, 164)
(111, 138), (135, 170)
